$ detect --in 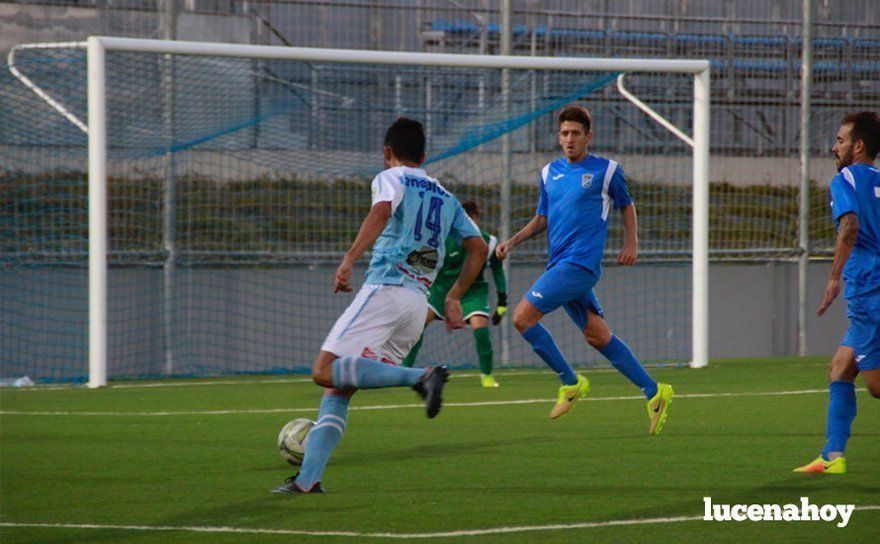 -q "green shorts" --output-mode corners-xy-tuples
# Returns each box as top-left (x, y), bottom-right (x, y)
(427, 282), (490, 321)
